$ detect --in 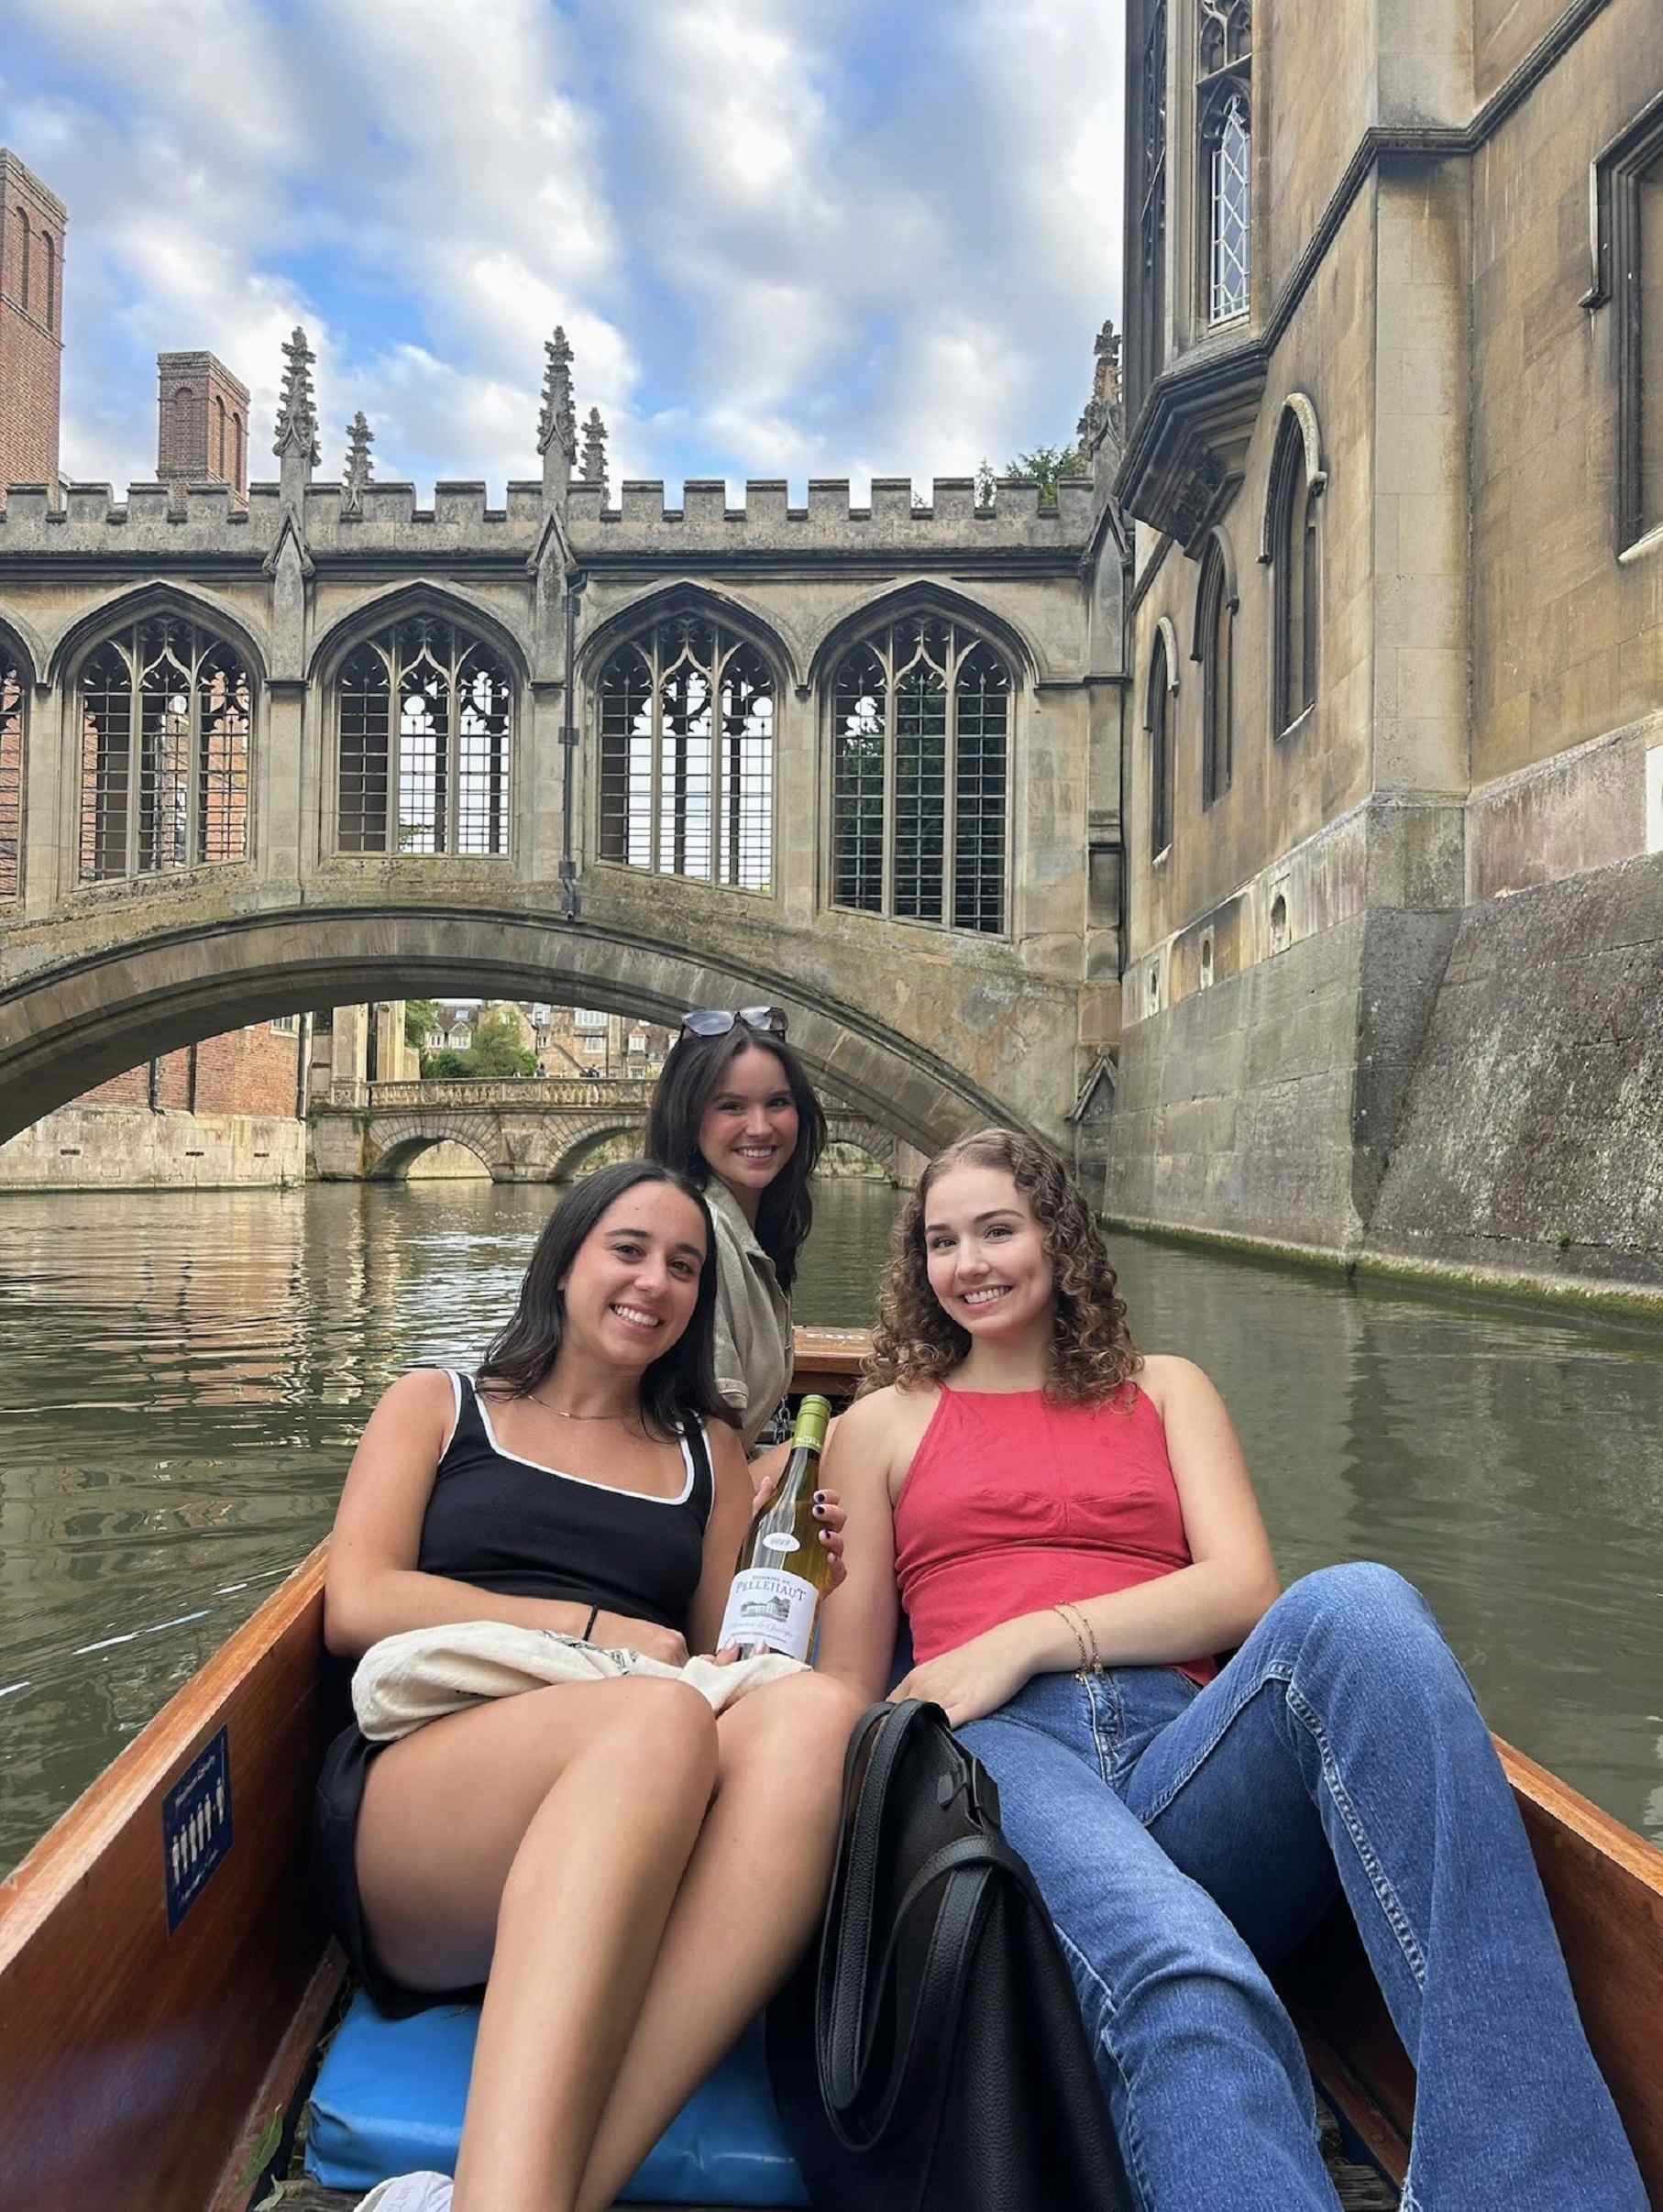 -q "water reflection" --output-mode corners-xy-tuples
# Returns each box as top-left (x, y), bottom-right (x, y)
(0, 1182), (1658, 1875)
